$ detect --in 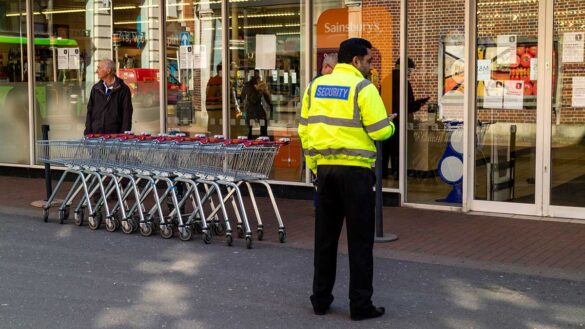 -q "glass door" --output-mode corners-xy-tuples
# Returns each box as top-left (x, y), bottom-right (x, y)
(546, 0), (585, 219)
(472, 0), (543, 215)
